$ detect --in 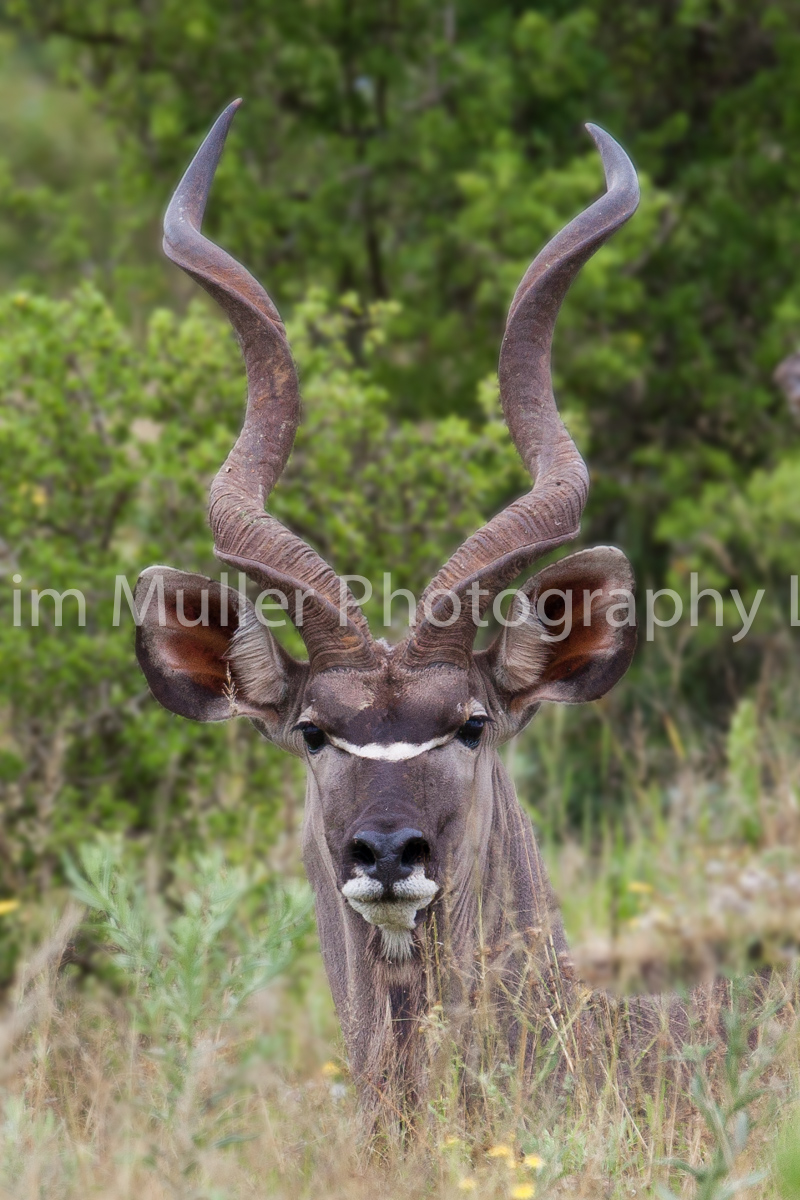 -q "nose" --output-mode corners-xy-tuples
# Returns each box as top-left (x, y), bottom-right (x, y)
(349, 827), (430, 888)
